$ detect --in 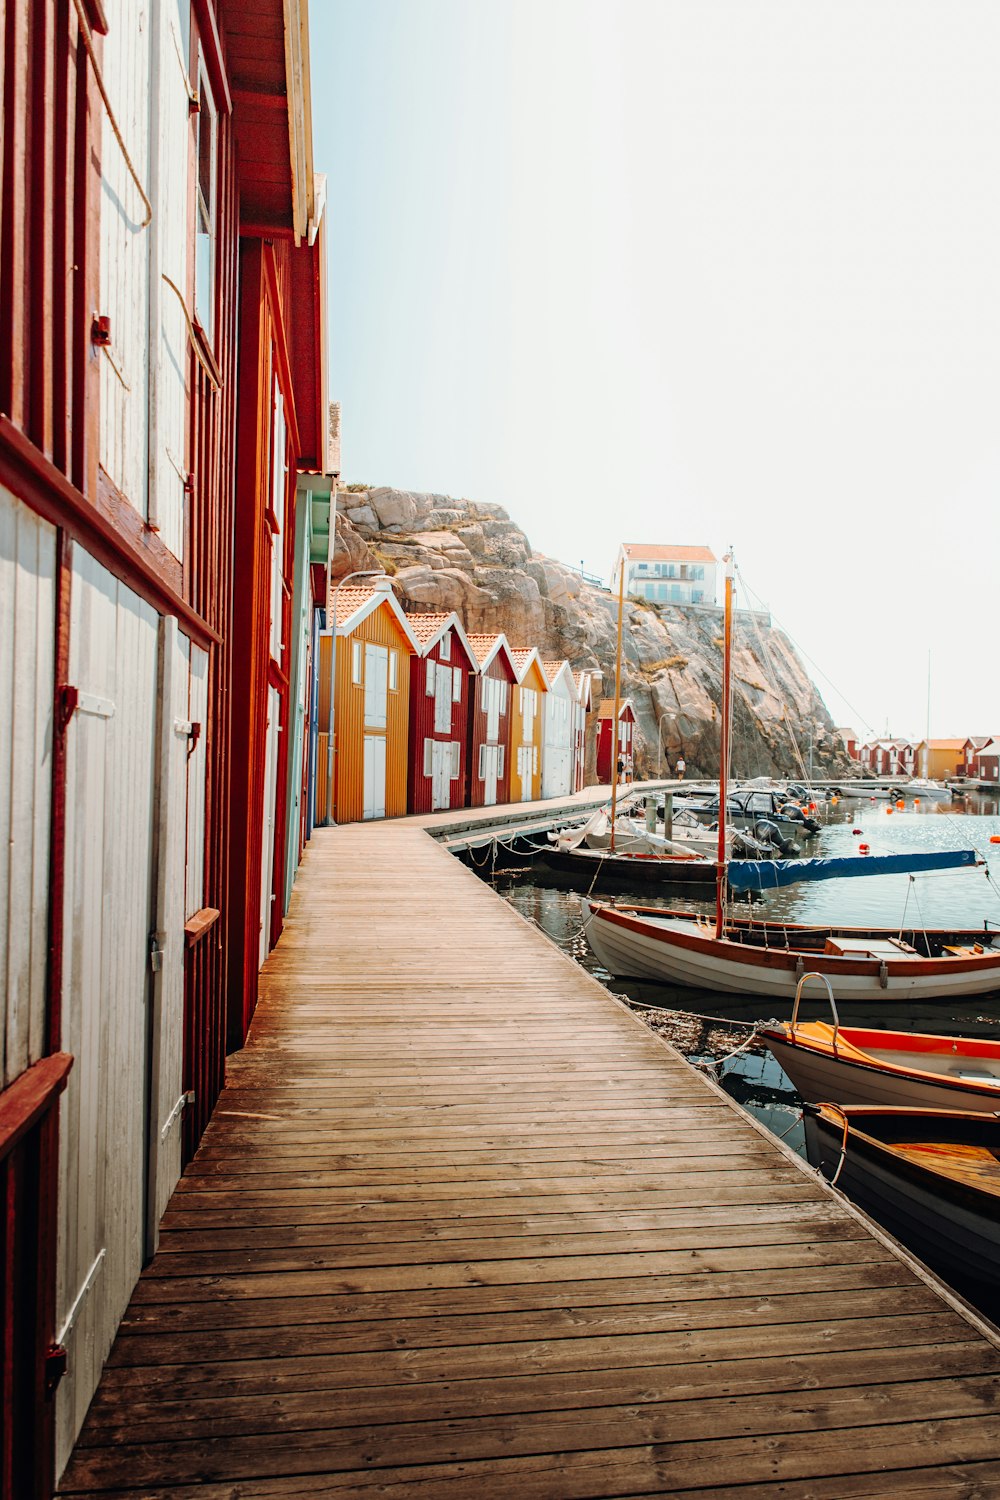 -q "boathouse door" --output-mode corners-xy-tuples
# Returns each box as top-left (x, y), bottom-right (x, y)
(363, 735), (387, 819)
(429, 739), (453, 810)
(517, 744), (534, 801)
(480, 741), (500, 805)
(56, 553), (159, 1467)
